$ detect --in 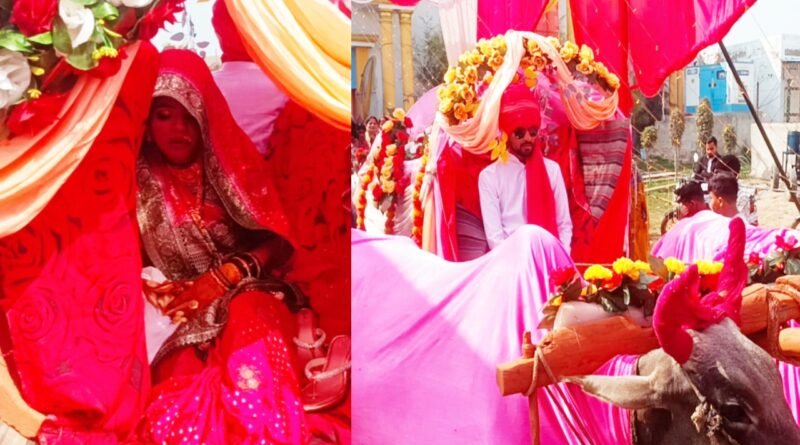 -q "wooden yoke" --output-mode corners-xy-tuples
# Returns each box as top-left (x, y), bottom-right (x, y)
(497, 280), (800, 397)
